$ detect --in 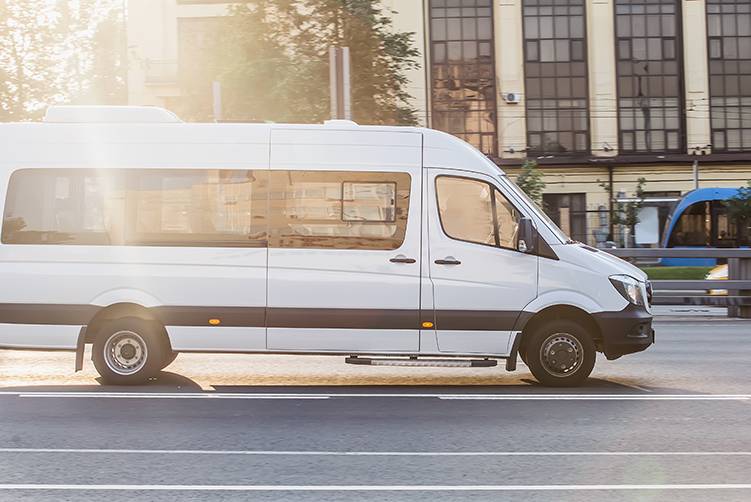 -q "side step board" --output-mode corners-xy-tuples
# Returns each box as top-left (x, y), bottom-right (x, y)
(345, 357), (497, 368)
